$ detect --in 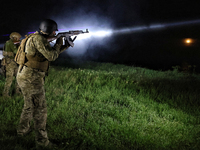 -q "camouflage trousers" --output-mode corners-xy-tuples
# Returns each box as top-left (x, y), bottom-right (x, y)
(2, 60), (20, 96)
(16, 66), (49, 146)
